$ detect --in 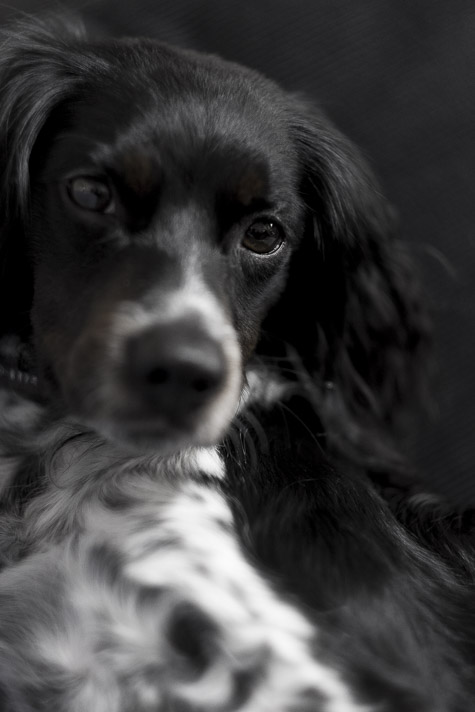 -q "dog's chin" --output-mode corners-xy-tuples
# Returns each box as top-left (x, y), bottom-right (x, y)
(81, 414), (228, 457)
